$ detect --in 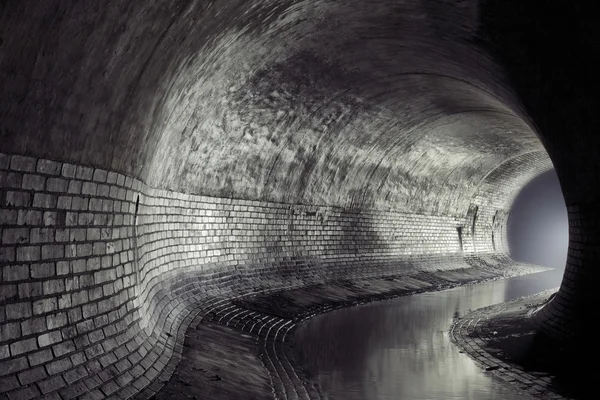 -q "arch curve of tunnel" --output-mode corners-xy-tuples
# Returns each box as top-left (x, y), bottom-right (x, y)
(0, 0), (598, 398)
